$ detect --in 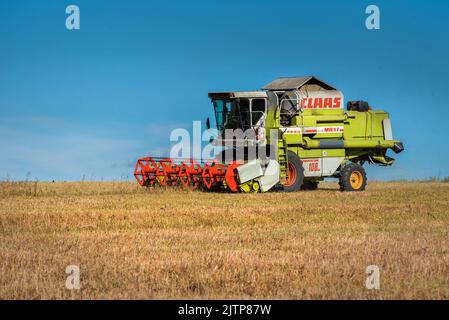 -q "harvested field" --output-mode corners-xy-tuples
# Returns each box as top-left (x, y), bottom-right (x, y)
(0, 181), (448, 299)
